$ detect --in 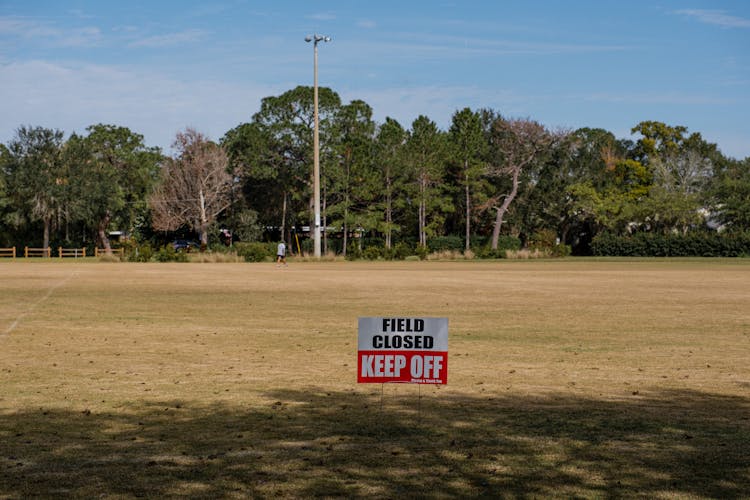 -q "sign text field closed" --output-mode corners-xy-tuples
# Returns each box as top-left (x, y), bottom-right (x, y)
(357, 317), (448, 384)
